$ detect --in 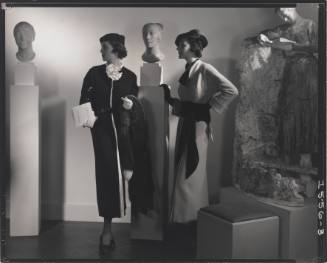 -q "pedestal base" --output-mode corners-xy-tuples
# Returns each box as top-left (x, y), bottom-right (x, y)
(10, 84), (40, 236)
(220, 187), (318, 260)
(131, 63), (168, 240)
(14, 63), (36, 86)
(197, 208), (279, 259)
(140, 63), (163, 86)
(131, 211), (162, 240)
